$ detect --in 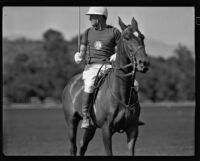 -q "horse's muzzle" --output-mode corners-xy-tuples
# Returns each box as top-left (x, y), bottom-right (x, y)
(142, 66), (149, 73)
(137, 60), (150, 73)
